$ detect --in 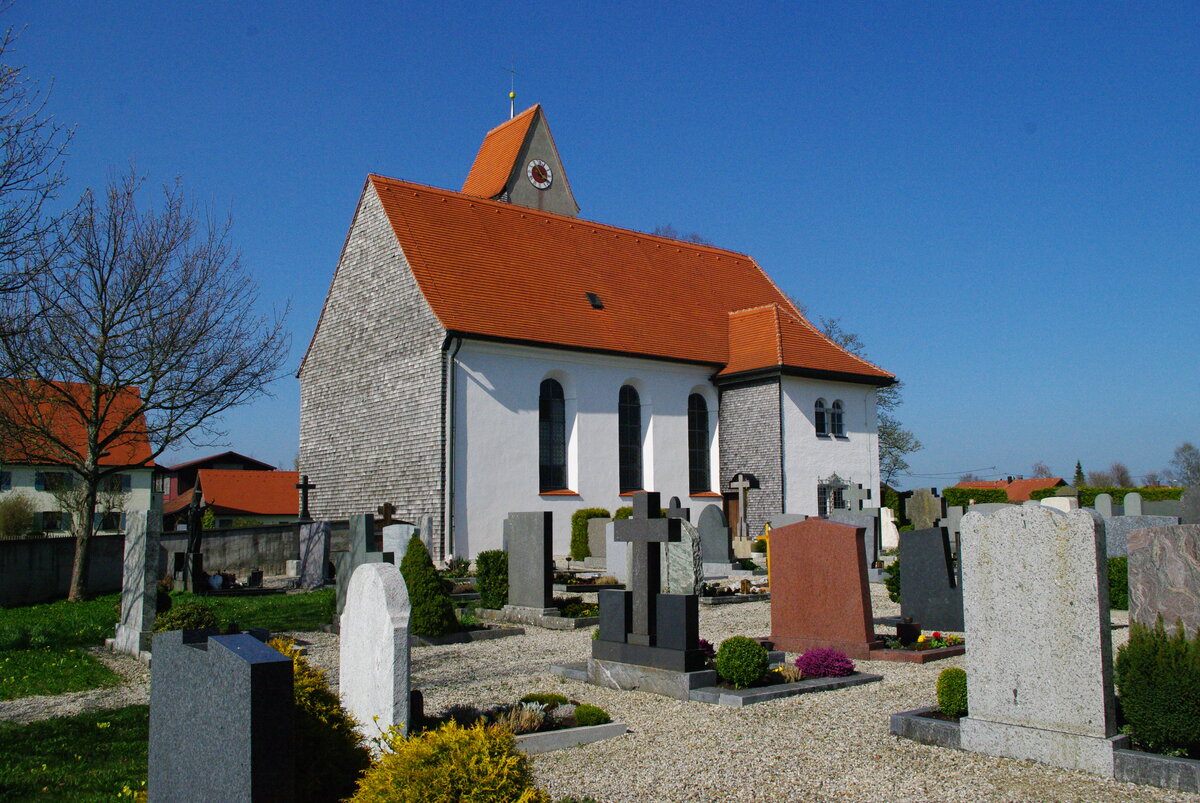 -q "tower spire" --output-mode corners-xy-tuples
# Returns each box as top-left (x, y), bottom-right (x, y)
(504, 62), (519, 119)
